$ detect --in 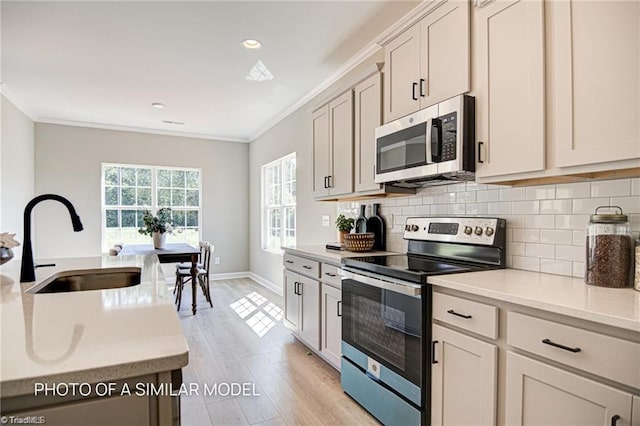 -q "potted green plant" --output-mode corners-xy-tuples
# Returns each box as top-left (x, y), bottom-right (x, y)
(335, 214), (354, 243)
(138, 208), (176, 249)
